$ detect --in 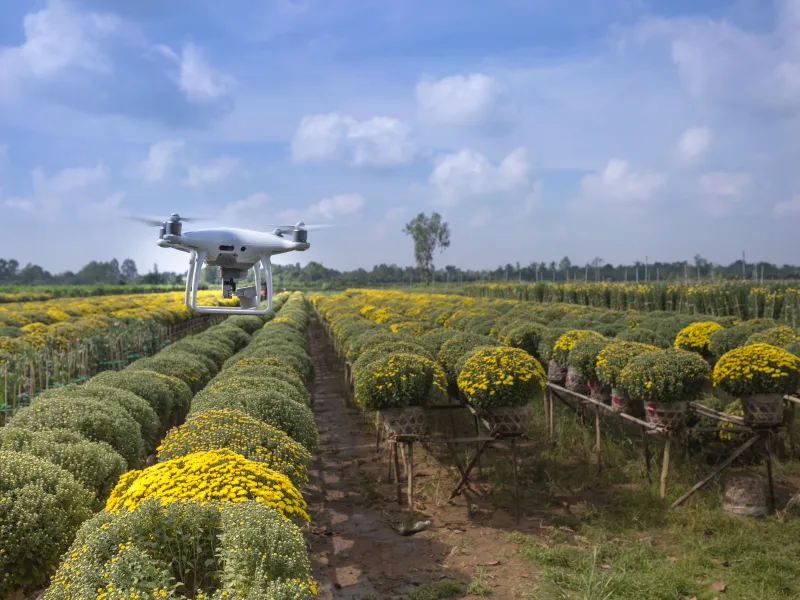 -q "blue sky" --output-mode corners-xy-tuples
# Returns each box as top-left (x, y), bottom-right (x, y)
(0, 0), (798, 274)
